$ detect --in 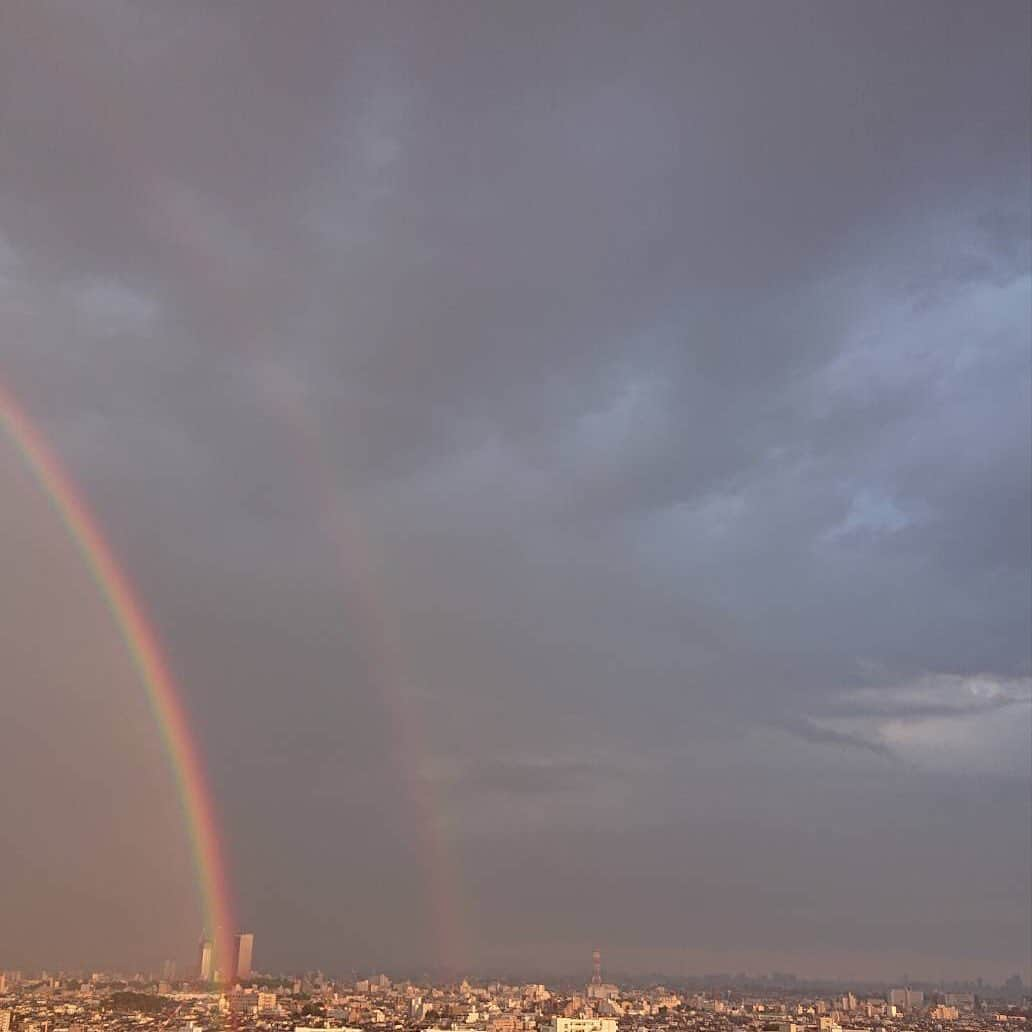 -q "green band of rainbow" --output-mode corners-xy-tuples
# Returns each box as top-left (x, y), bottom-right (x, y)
(1, 384), (235, 976)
